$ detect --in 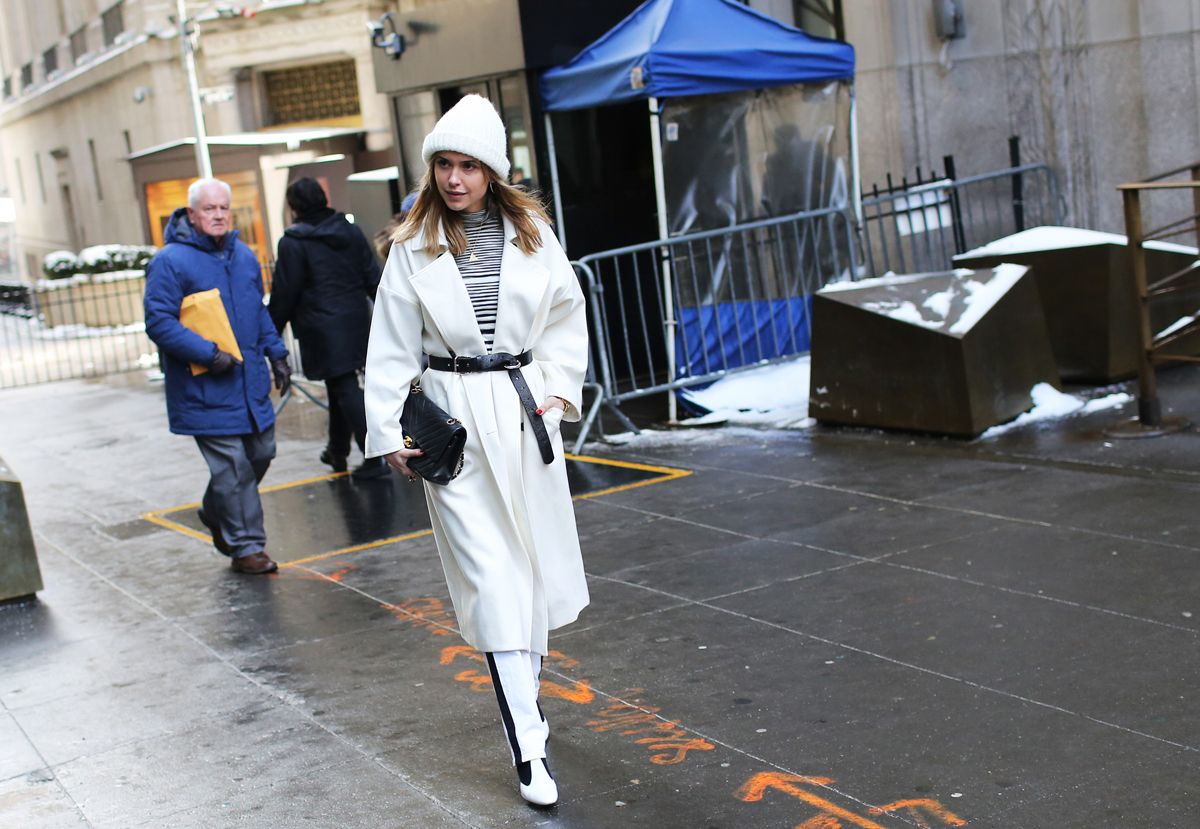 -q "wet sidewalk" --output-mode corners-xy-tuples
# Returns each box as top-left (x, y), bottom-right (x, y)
(1, 369), (1198, 827)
